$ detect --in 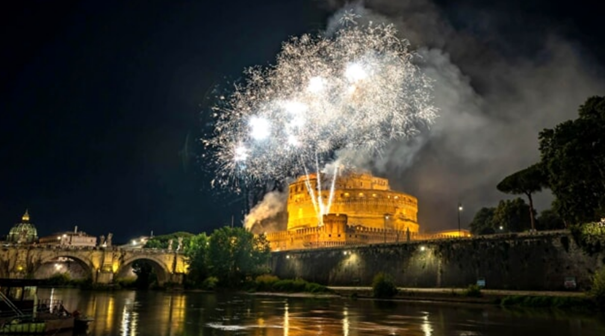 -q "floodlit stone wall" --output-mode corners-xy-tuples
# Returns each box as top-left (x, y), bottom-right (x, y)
(271, 231), (604, 290)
